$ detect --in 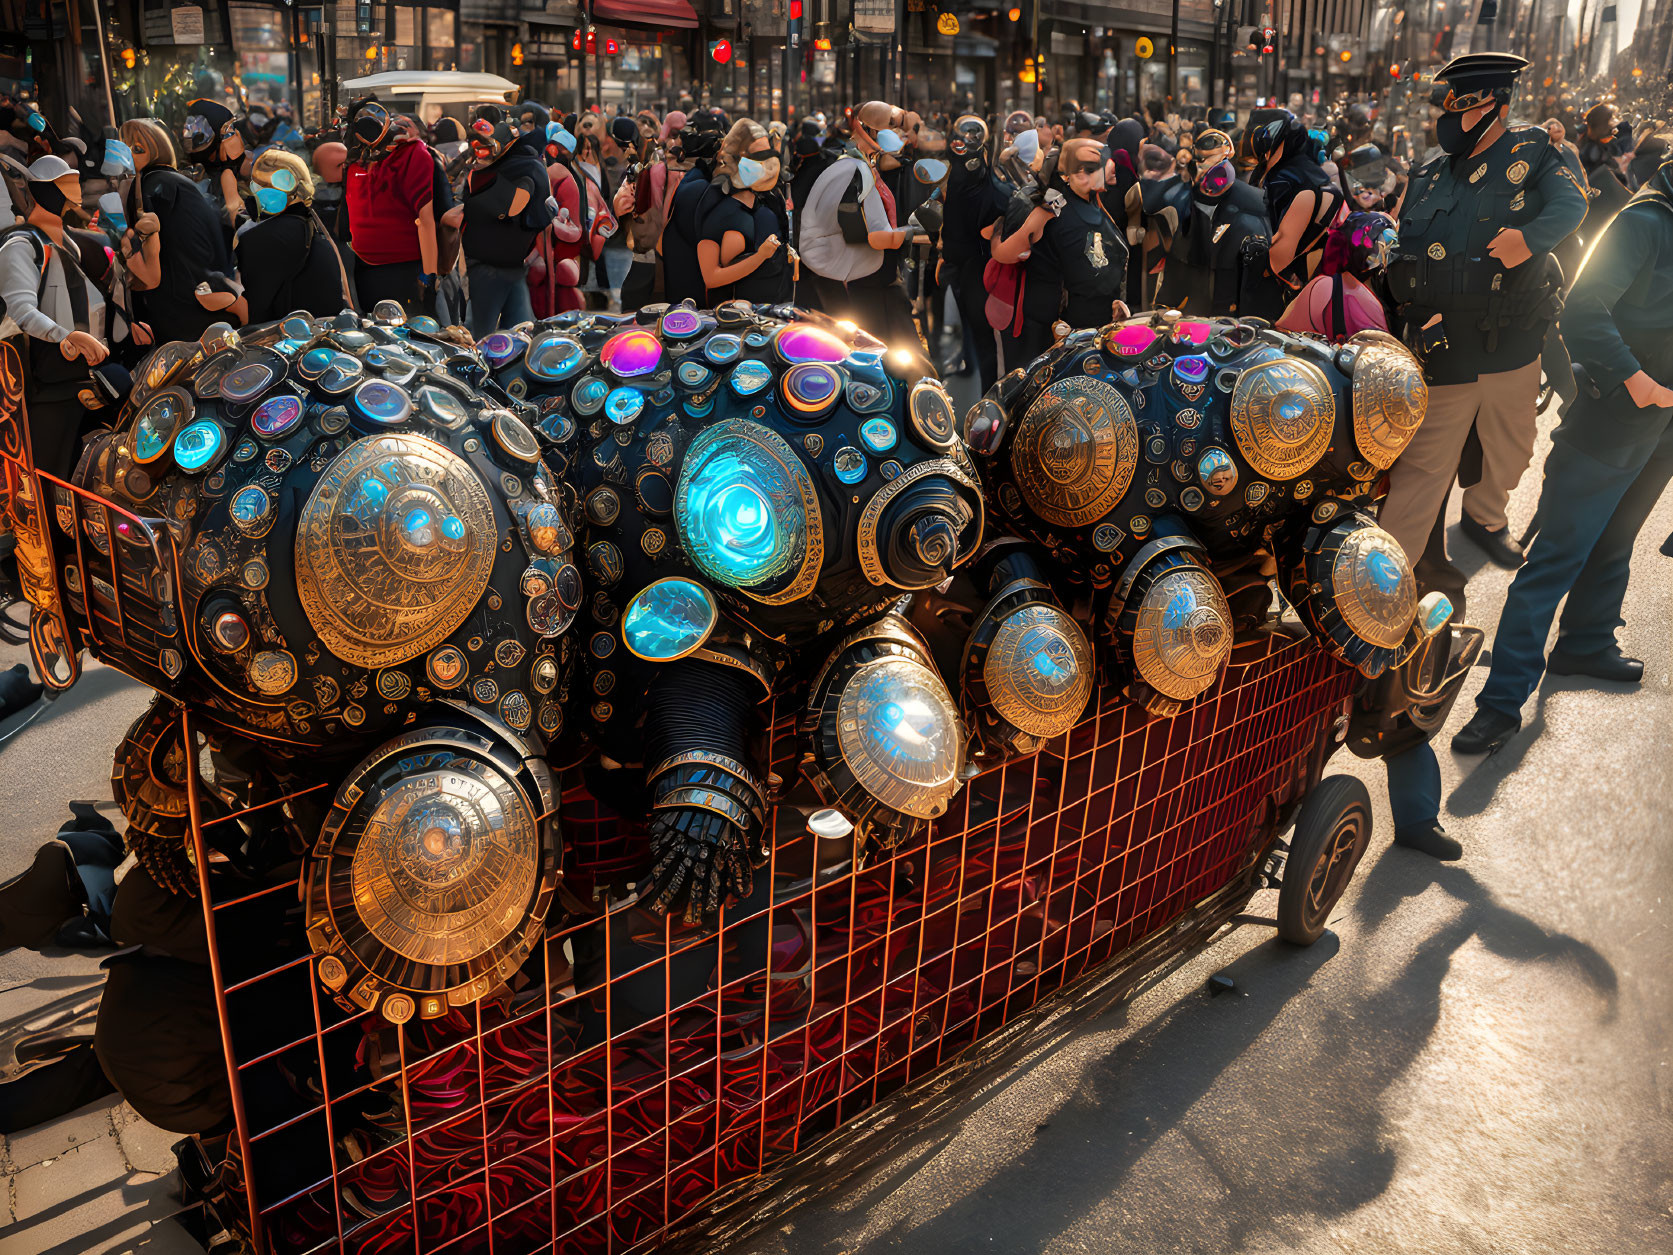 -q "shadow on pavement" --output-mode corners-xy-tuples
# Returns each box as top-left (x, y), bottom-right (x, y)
(750, 841), (1618, 1255)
